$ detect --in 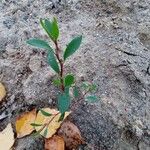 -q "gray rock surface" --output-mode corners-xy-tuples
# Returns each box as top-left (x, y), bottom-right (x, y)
(15, 136), (44, 150)
(23, 67), (56, 105)
(0, 0), (150, 149)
